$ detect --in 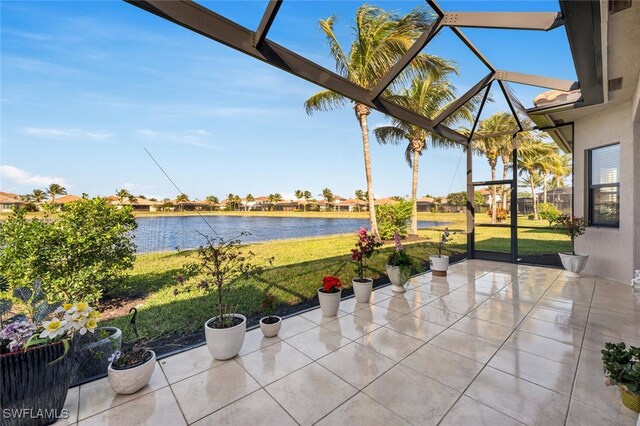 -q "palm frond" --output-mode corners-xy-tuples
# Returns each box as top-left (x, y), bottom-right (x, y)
(373, 125), (407, 146)
(319, 16), (351, 78)
(304, 90), (347, 115)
